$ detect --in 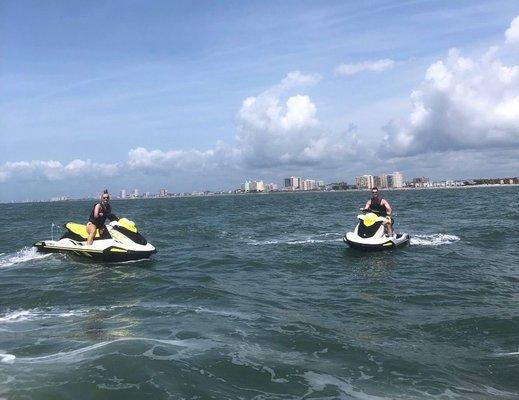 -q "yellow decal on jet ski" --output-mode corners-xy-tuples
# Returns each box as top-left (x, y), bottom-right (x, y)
(363, 213), (378, 227)
(110, 248), (127, 252)
(65, 223), (100, 239)
(383, 242), (393, 246)
(118, 218), (137, 233)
